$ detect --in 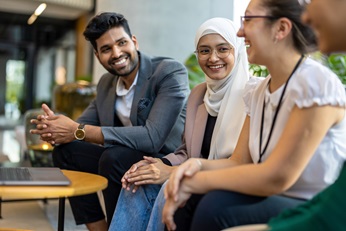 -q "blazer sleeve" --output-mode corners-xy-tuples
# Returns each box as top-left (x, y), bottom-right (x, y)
(161, 83), (207, 165)
(162, 141), (189, 166)
(76, 99), (100, 125)
(101, 58), (189, 154)
(76, 73), (115, 126)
